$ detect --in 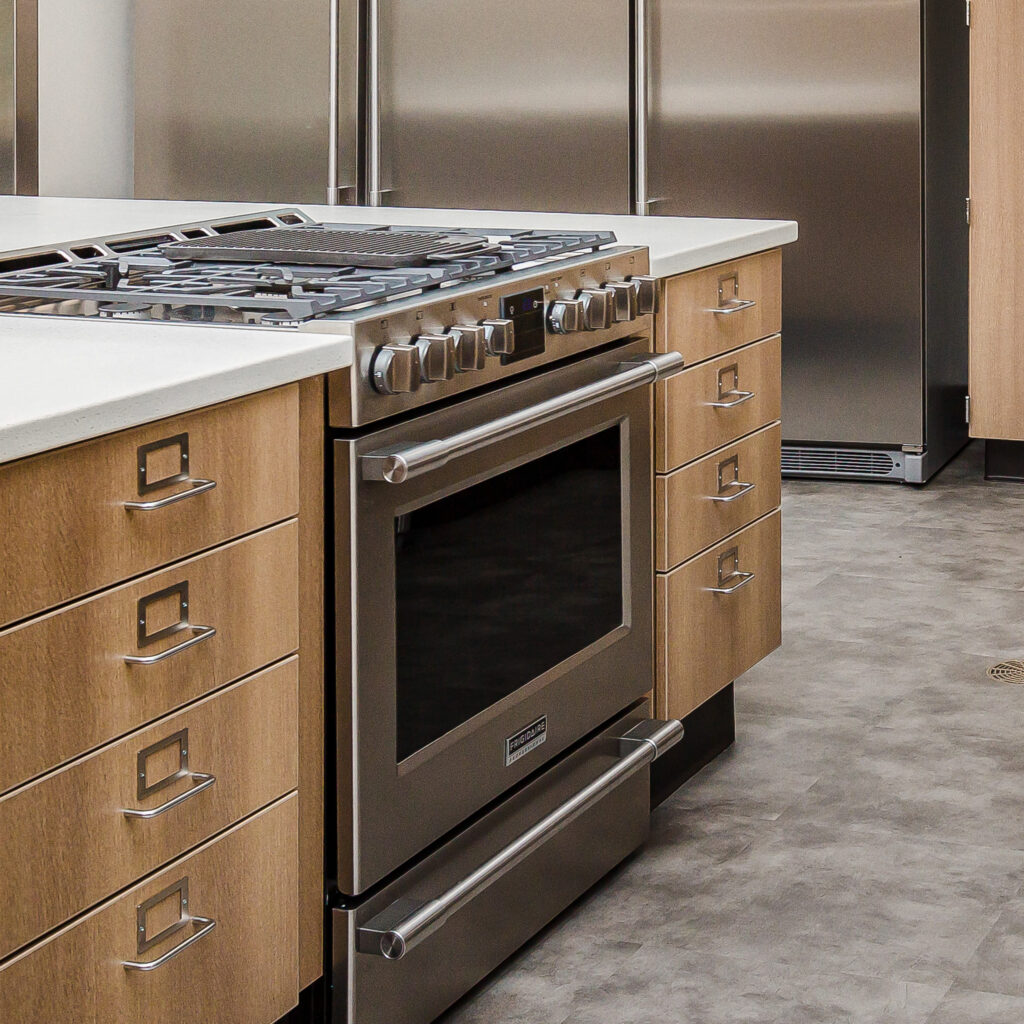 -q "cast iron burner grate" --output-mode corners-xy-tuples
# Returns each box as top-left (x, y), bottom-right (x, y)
(160, 226), (496, 268)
